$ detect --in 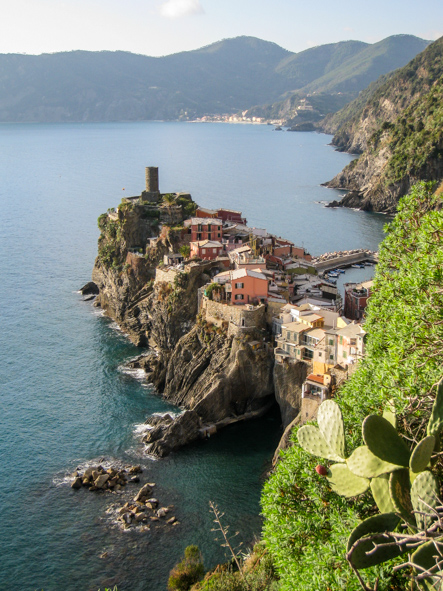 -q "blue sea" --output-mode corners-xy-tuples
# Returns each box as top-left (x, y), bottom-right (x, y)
(0, 122), (387, 590)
